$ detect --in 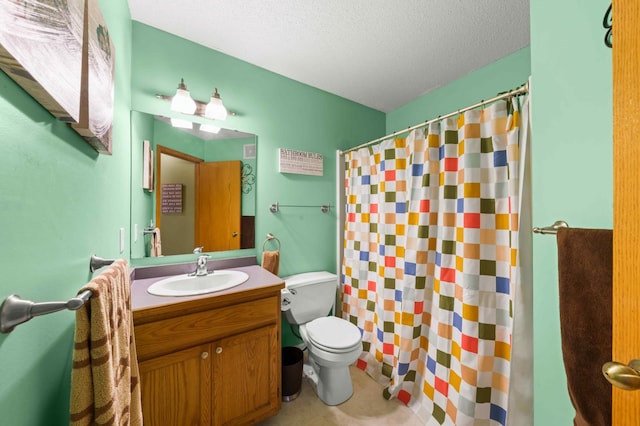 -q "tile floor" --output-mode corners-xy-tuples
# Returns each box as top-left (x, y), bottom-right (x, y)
(259, 365), (423, 426)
